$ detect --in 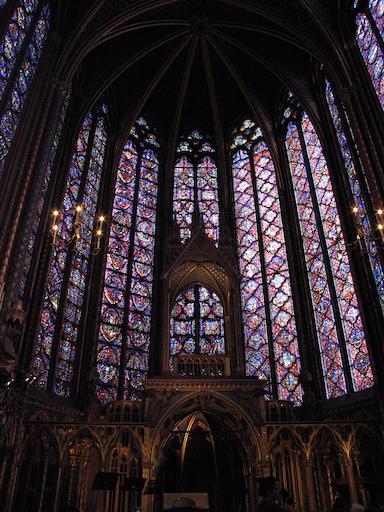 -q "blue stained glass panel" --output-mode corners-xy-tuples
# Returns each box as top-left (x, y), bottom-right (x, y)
(301, 113), (373, 392)
(55, 114), (107, 397)
(286, 119), (347, 398)
(96, 121), (159, 403)
(19, 90), (70, 296)
(0, 3), (50, 177)
(325, 79), (384, 313)
(356, 10), (384, 109)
